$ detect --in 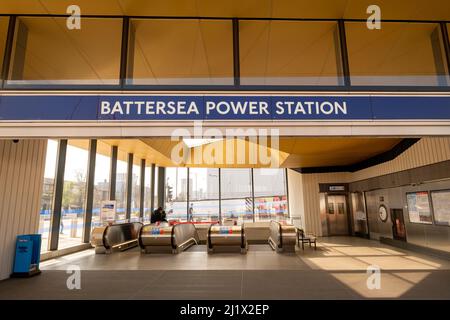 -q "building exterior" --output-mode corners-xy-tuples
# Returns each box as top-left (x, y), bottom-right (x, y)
(0, 0), (450, 282)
